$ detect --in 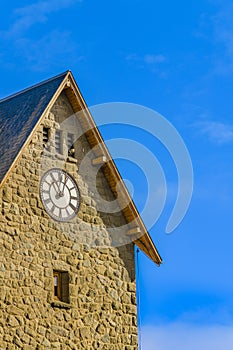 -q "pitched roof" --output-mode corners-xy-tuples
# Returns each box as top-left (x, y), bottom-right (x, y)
(0, 71), (162, 265)
(0, 71), (68, 183)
